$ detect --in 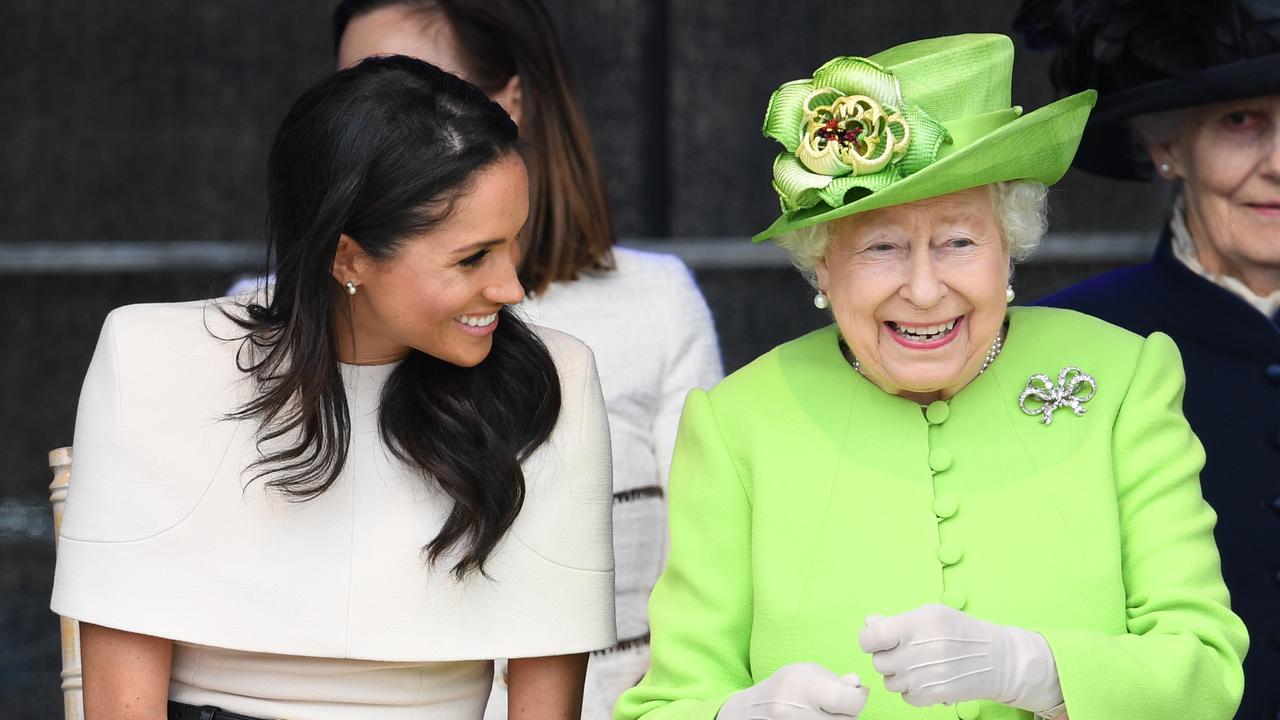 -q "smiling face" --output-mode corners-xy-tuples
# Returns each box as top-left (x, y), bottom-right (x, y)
(1149, 96), (1280, 295)
(332, 153), (529, 367)
(815, 186), (1010, 403)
